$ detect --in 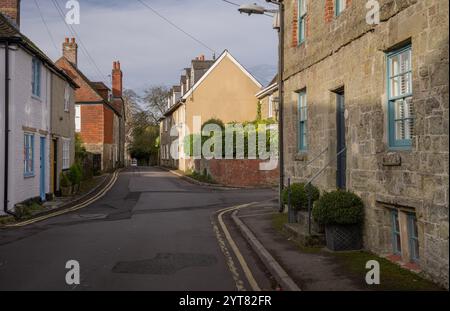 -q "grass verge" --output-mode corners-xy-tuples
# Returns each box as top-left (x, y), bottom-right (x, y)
(186, 170), (217, 184)
(333, 251), (443, 291)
